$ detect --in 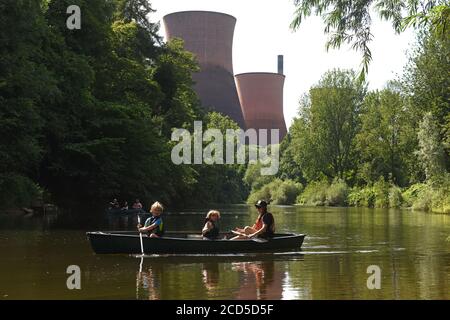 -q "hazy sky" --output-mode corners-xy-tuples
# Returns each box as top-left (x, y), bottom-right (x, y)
(149, 0), (416, 128)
